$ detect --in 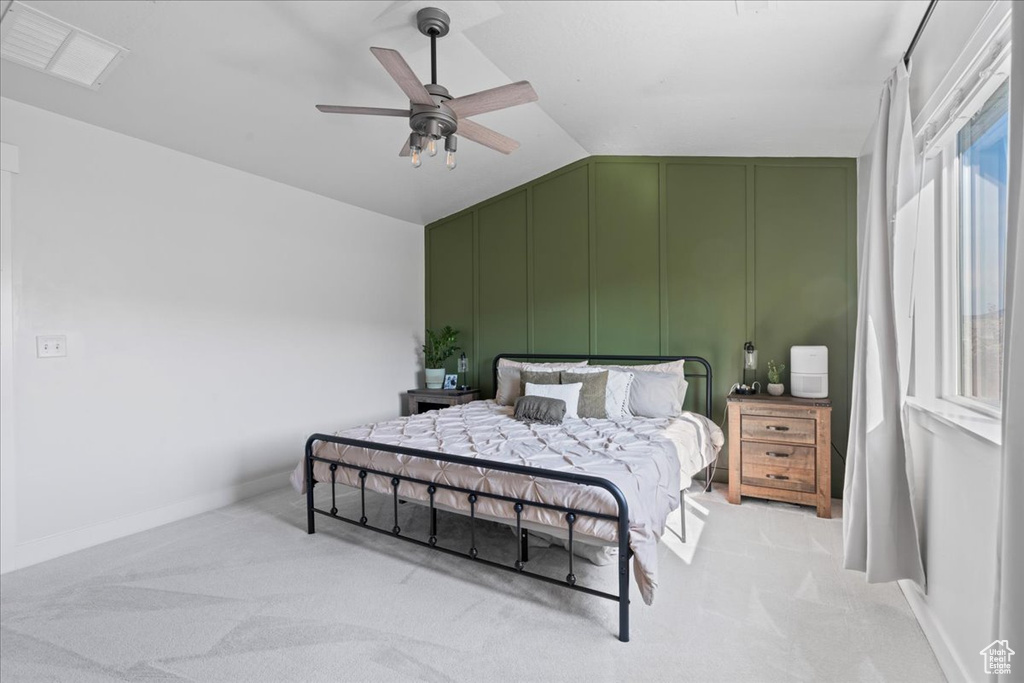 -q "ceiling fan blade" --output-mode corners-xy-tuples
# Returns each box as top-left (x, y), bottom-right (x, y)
(316, 105), (410, 117)
(457, 119), (520, 155)
(369, 47), (436, 107)
(447, 81), (537, 118)
(399, 137), (411, 157)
